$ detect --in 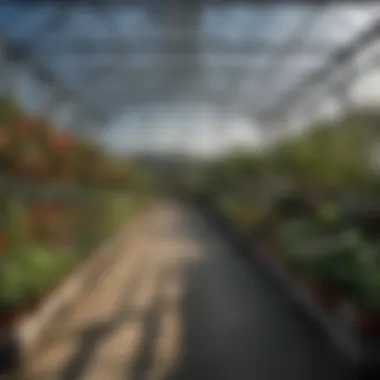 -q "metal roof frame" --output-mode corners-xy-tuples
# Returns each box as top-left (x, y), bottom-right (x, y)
(1, 1), (380, 135)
